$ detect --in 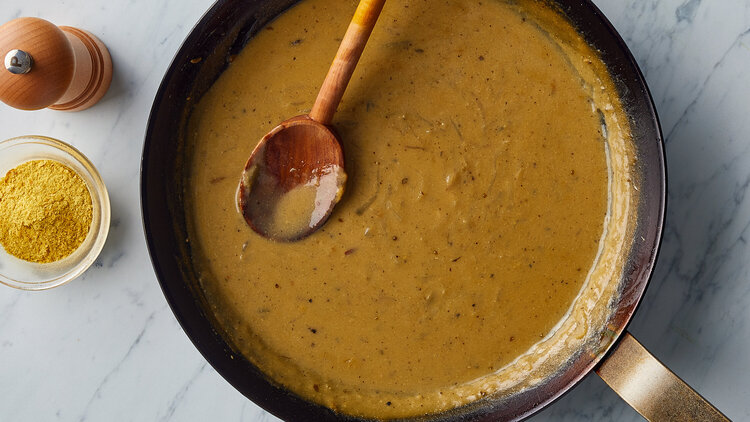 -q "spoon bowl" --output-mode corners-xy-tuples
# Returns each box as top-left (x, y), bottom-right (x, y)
(237, 115), (345, 241)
